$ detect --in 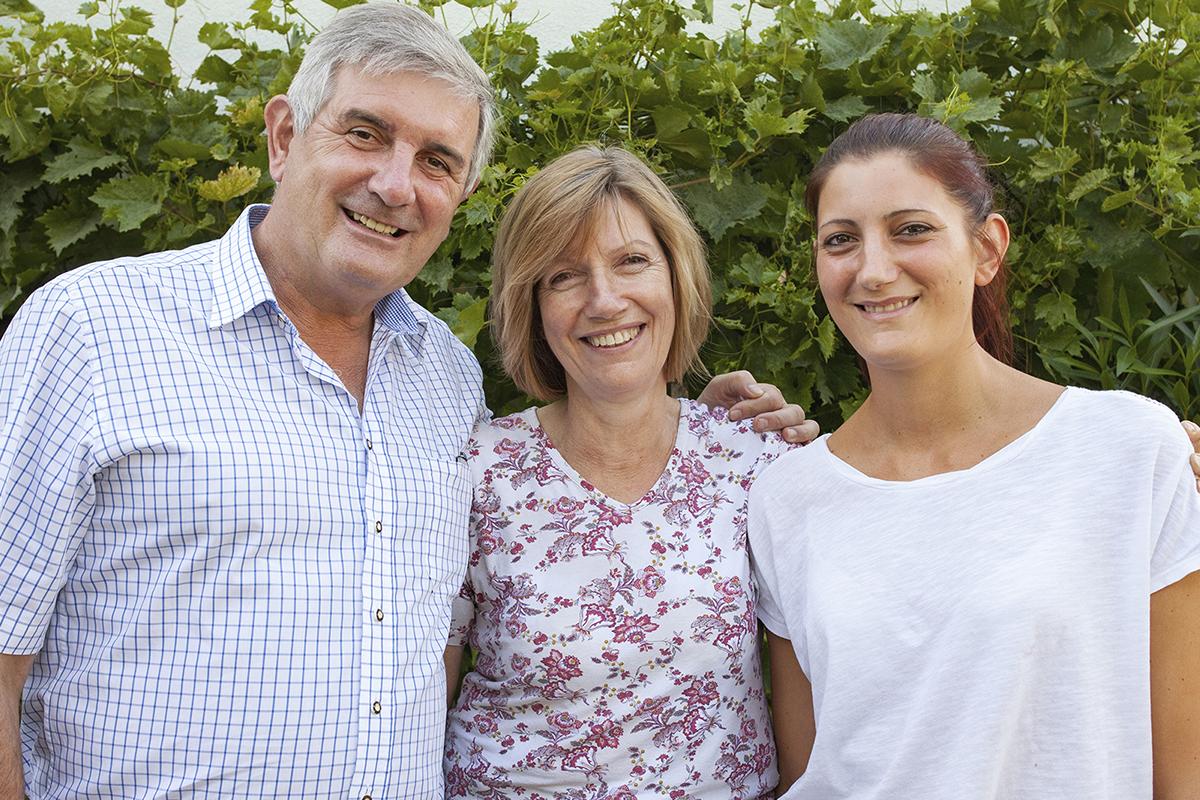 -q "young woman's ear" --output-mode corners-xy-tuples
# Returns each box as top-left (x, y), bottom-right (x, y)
(974, 213), (1011, 287)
